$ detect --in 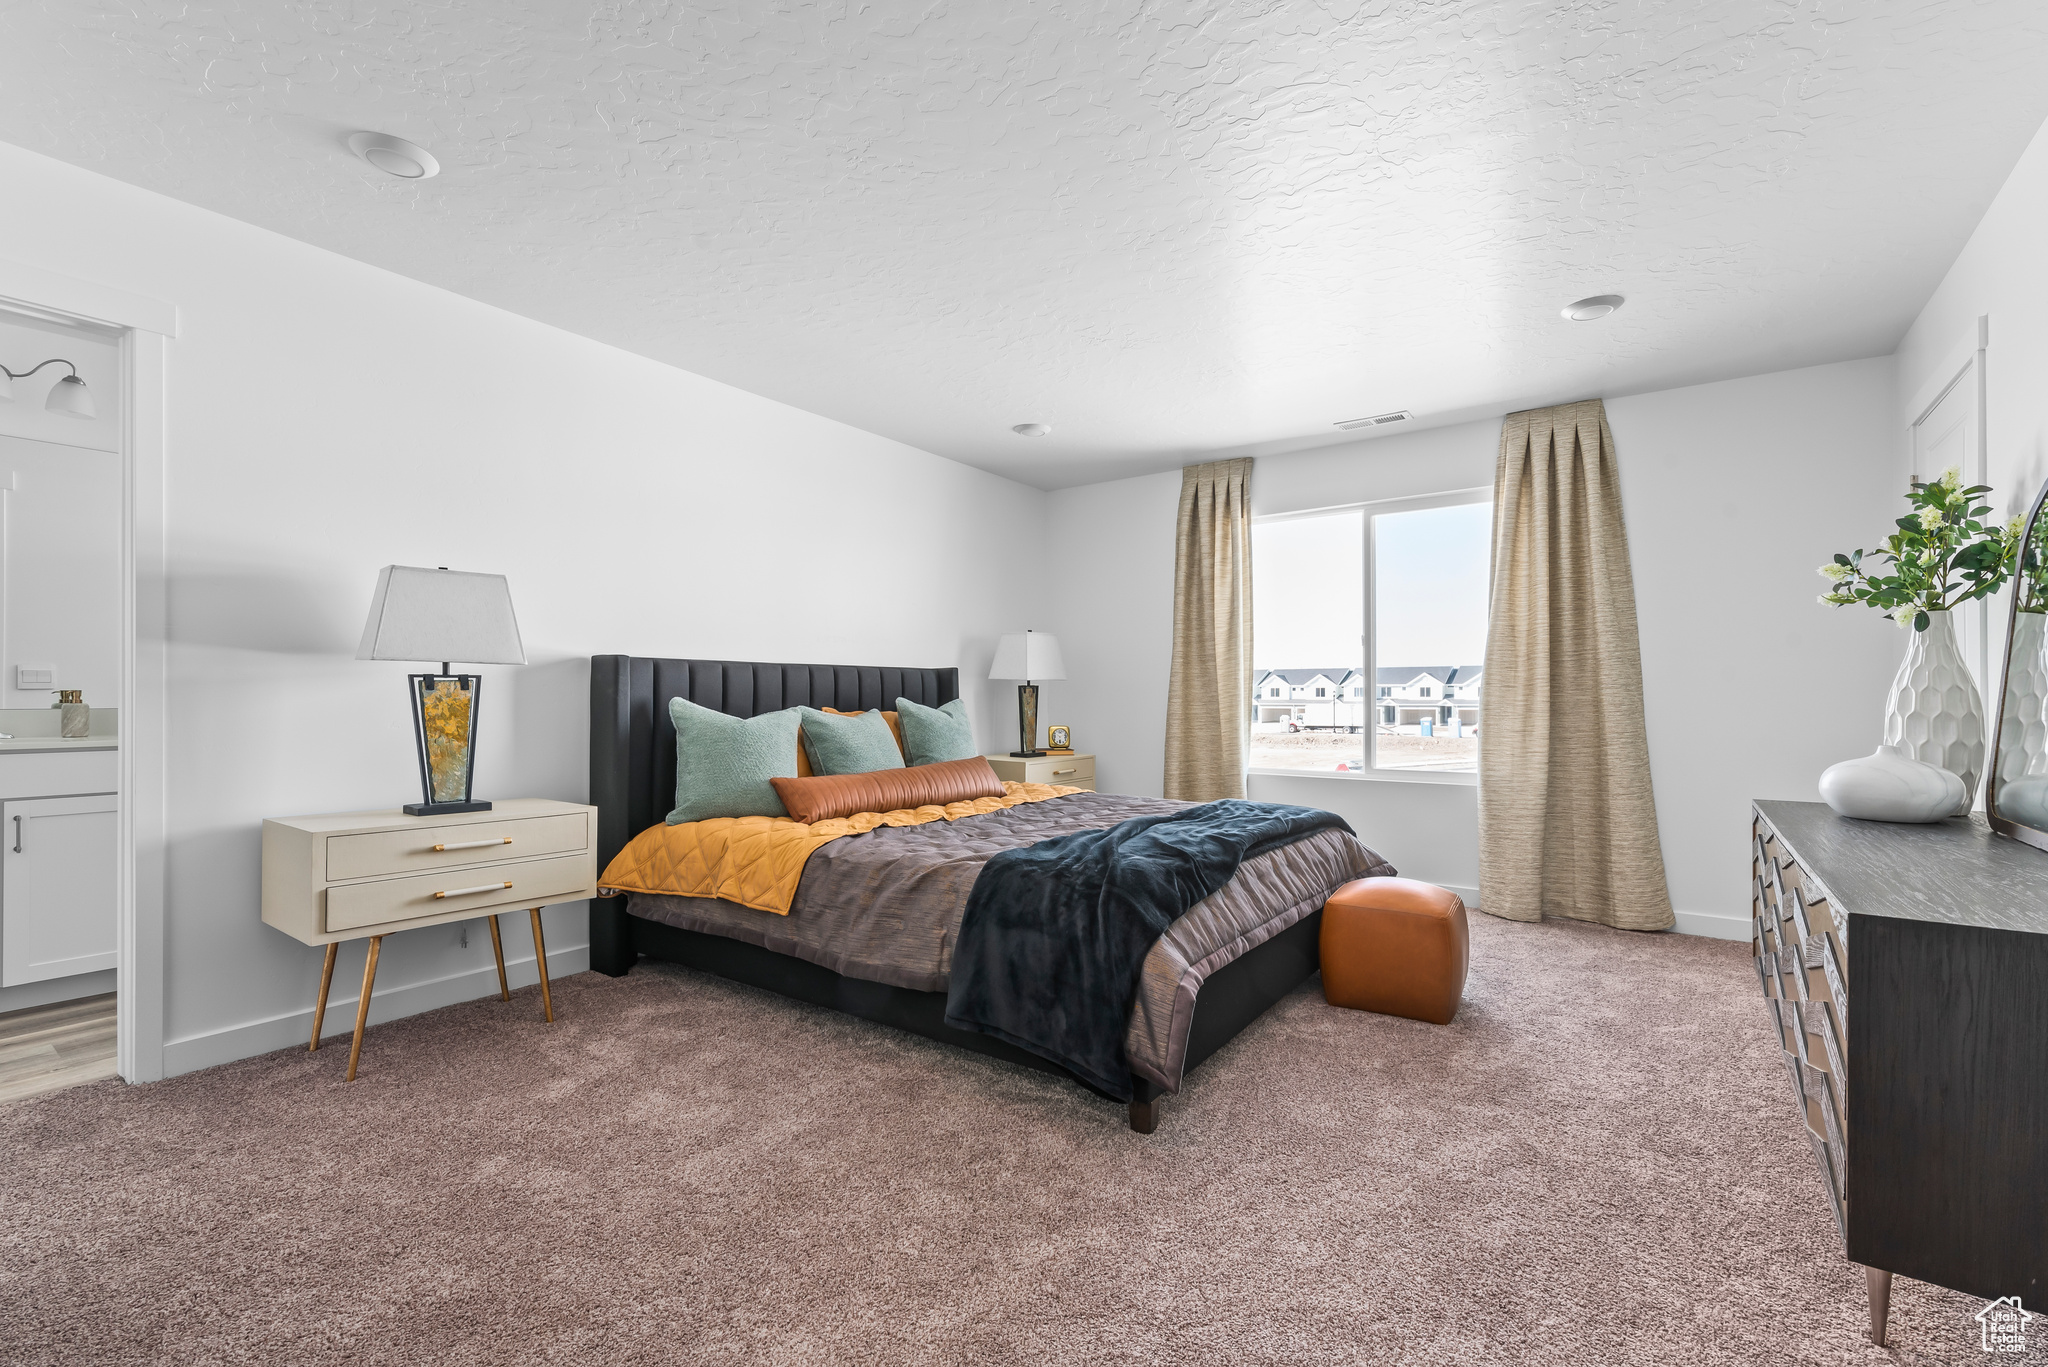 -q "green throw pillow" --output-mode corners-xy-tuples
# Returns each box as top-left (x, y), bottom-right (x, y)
(667, 697), (800, 823)
(894, 696), (977, 767)
(796, 707), (905, 776)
